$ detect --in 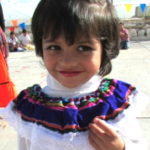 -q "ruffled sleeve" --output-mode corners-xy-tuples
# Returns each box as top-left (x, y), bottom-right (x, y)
(106, 89), (149, 150)
(127, 89), (149, 116)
